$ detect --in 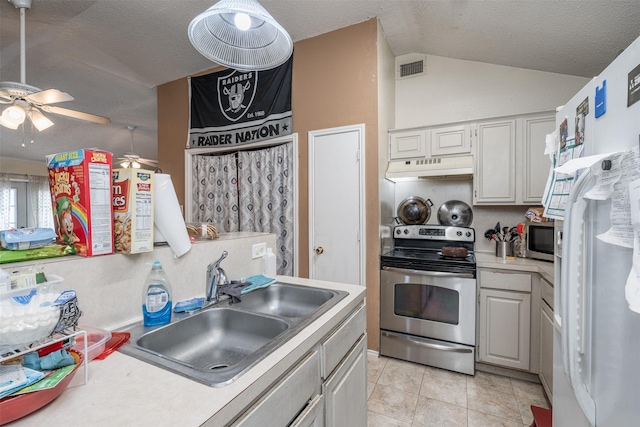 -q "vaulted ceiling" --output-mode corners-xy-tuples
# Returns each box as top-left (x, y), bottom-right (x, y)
(1, 0), (639, 164)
